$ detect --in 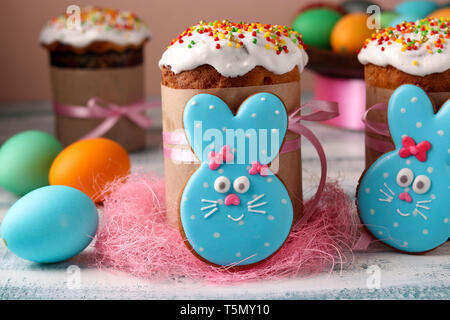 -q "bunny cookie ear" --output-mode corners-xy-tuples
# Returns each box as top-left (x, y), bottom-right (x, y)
(235, 93), (288, 164)
(183, 94), (233, 162)
(388, 85), (436, 148)
(183, 92), (288, 165)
